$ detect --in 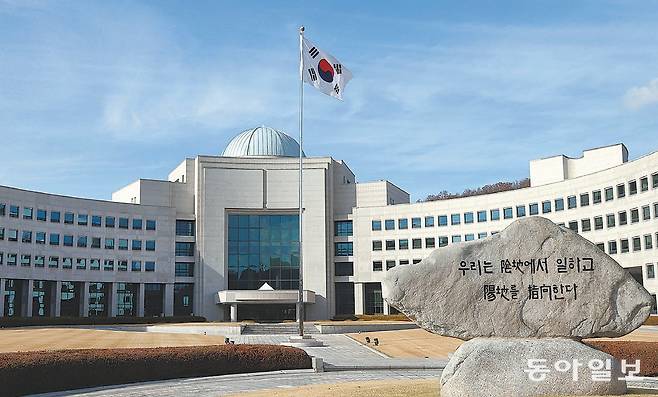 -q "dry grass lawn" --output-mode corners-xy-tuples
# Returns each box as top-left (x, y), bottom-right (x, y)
(0, 327), (225, 353)
(348, 327), (658, 359)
